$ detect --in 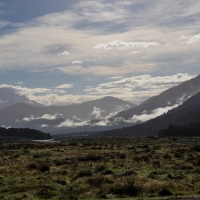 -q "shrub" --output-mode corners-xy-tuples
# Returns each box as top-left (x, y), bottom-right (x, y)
(38, 164), (50, 172)
(159, 188), (173, 196)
